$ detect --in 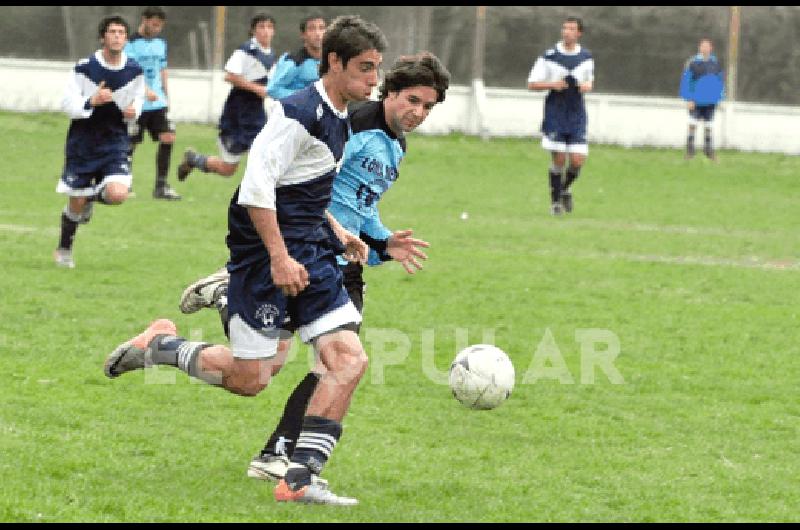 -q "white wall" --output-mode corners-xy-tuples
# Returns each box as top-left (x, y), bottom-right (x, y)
(3, 58), (799, 154)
